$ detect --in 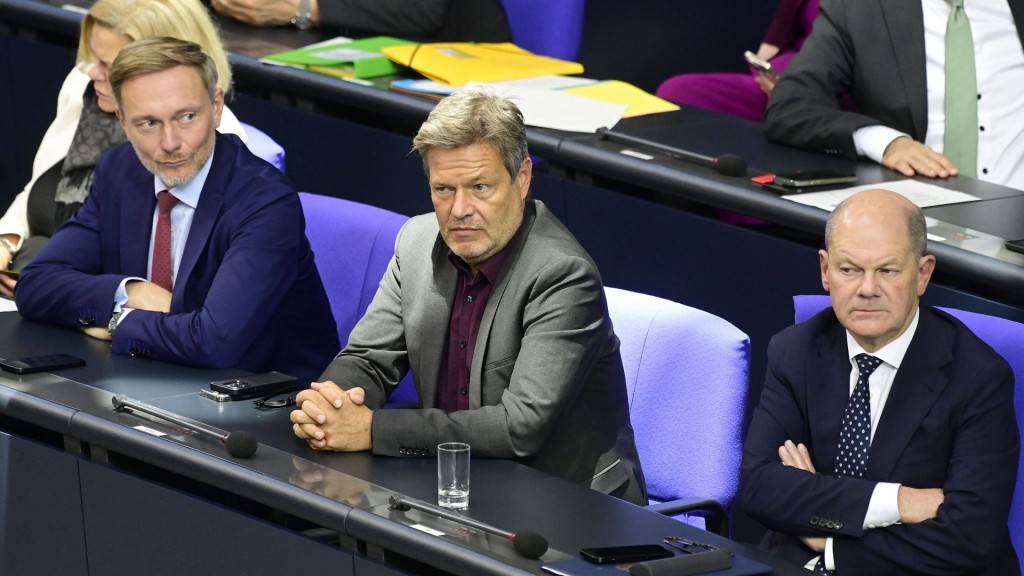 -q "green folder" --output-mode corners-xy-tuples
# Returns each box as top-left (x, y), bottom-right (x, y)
(263, 36), (415, 79)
